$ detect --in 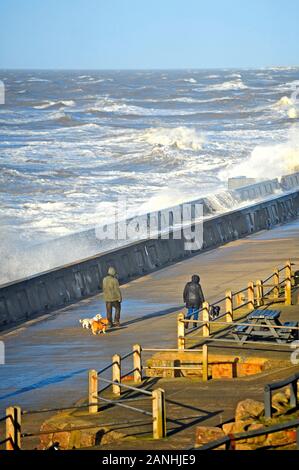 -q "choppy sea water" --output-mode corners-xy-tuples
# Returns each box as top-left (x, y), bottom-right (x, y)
(0, 68), (299, 282)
